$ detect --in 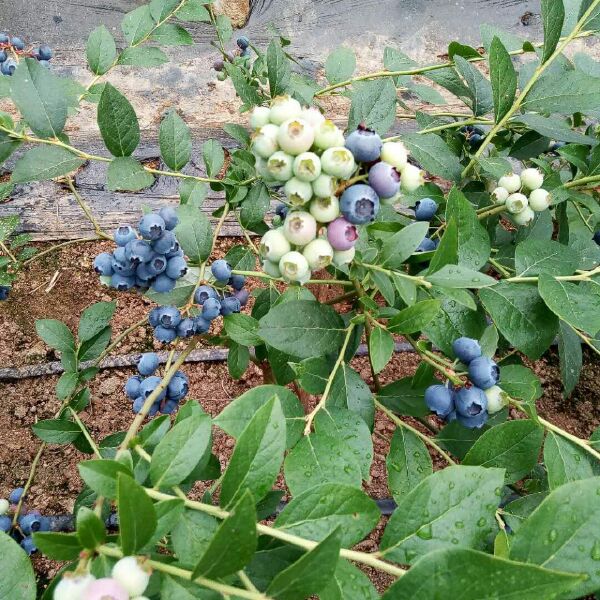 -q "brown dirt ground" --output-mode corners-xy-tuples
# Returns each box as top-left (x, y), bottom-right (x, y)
(1, 238), (599, 595)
